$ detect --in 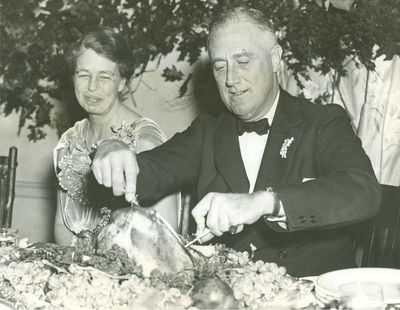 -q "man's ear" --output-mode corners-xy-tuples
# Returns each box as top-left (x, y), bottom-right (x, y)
(270, 44), (283, 73)
(118, 78), (127, 93)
